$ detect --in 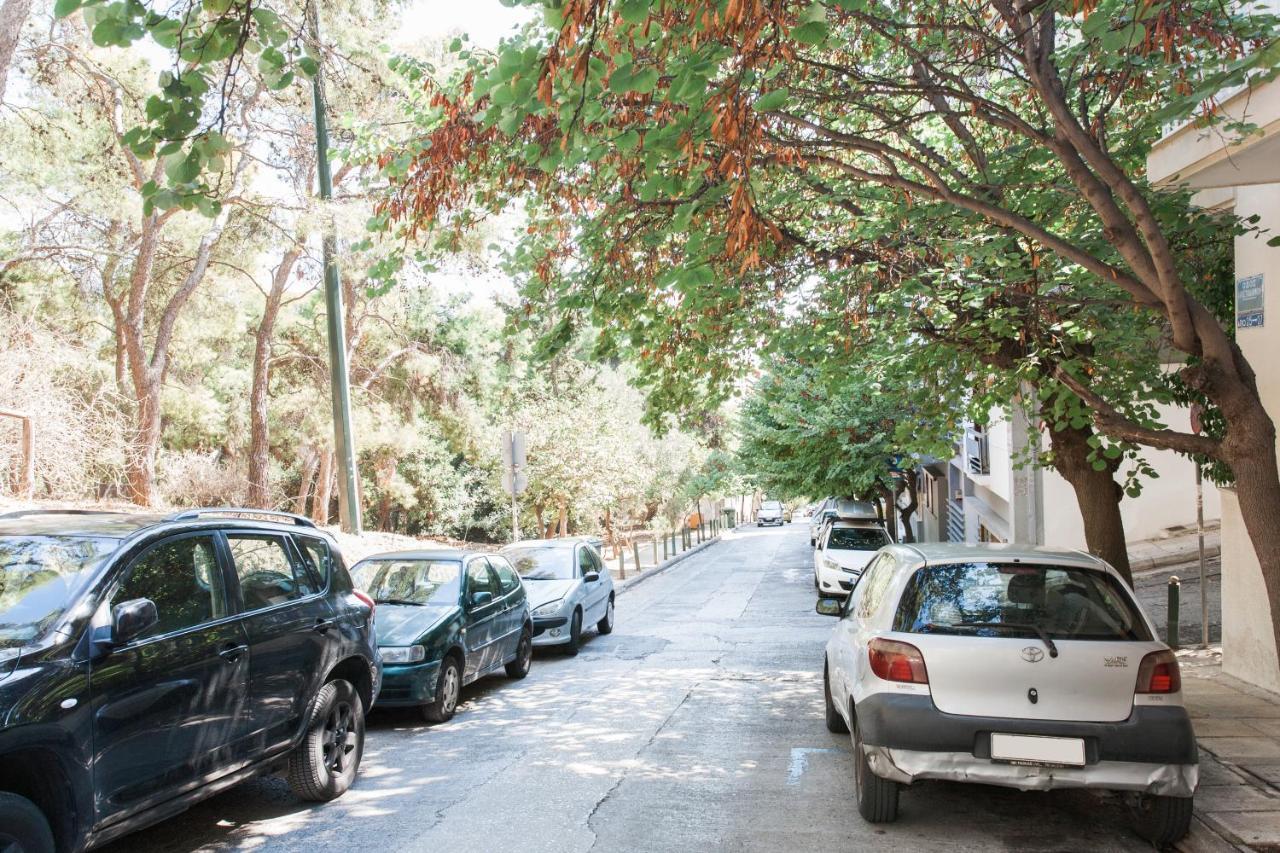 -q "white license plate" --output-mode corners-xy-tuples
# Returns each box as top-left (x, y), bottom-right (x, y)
(990, 733), (1086, 767)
